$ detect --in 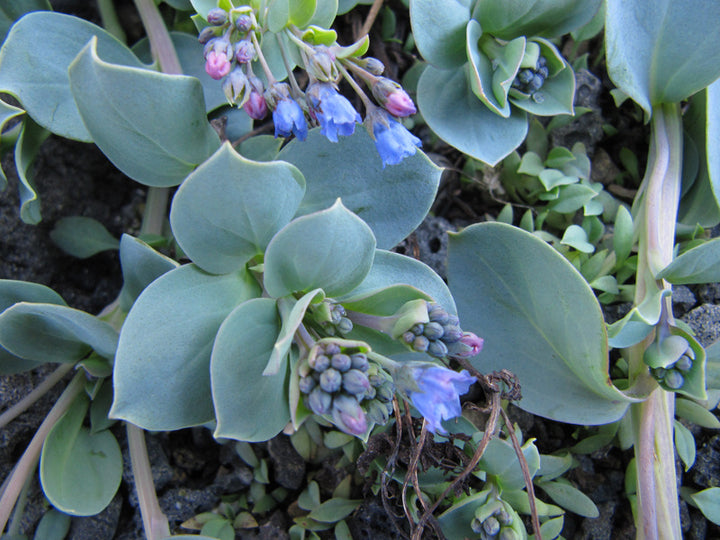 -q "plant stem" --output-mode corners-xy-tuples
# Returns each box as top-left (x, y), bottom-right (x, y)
(0, 370), (85, 533)
(97, 0), (127, 43)
(0, 363), (74, 429)
(359, 0), (384, 38)
(127, 424), (171, 540)
(630, 103), (683, 540)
